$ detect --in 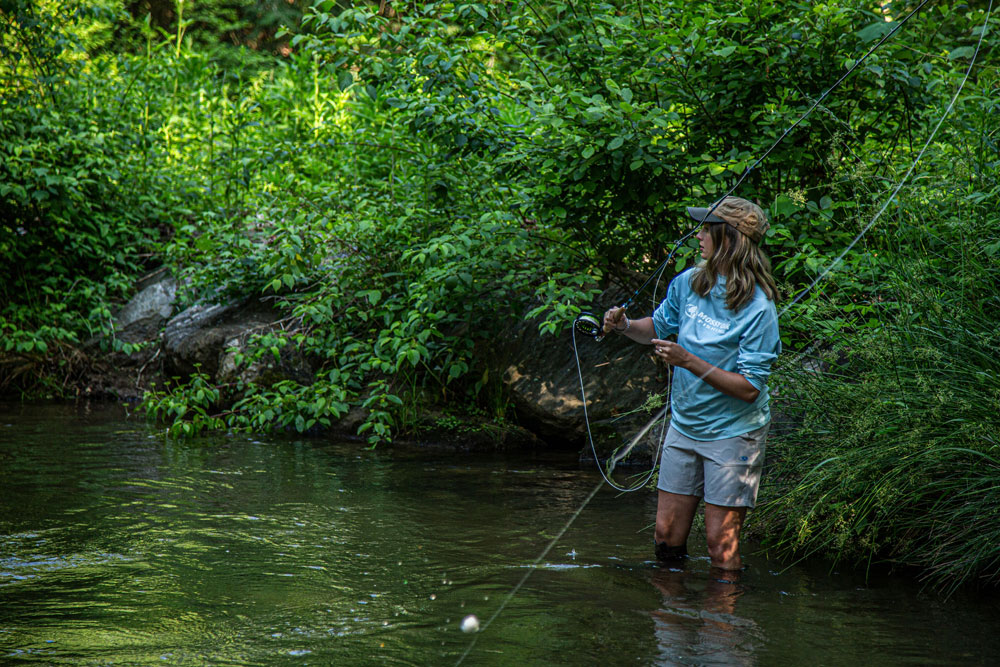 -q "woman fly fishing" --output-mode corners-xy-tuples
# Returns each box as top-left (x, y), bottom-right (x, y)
(603, 196), (780, 573)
